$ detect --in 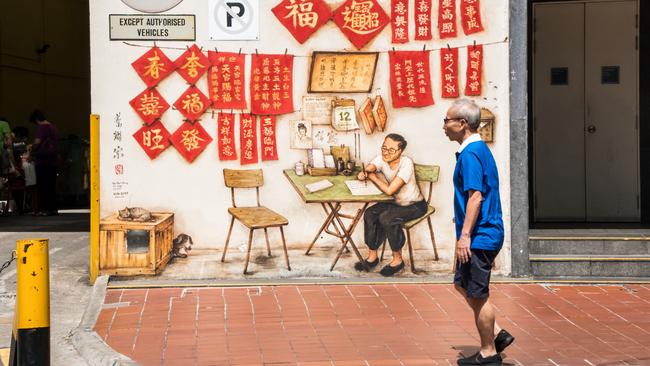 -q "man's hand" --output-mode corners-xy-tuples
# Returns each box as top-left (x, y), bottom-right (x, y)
(456, 234), (472, 264)
(357, 171), (367, 181)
